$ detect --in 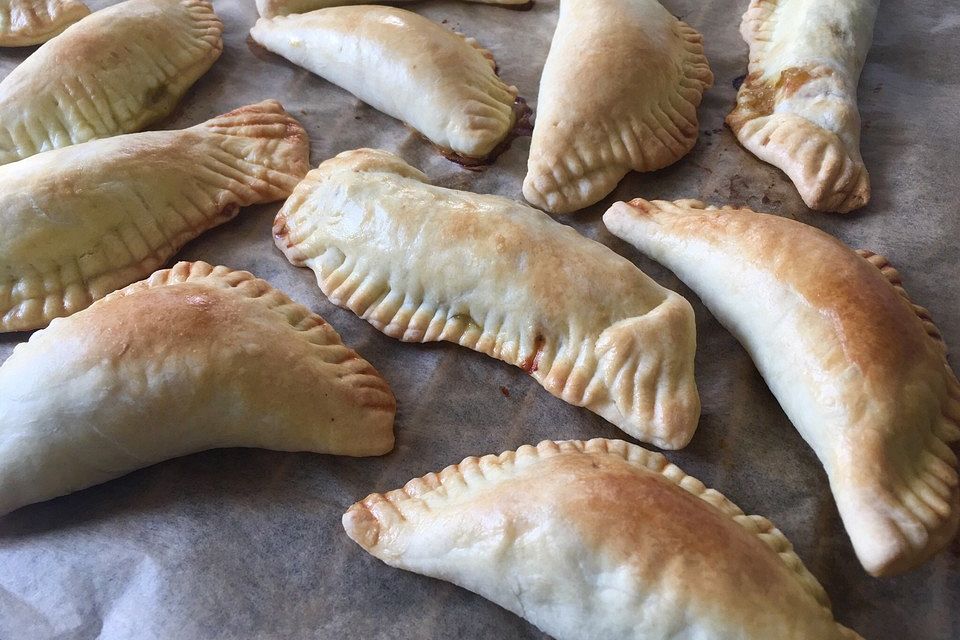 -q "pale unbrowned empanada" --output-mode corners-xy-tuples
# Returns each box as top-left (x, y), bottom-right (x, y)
(604, 198), (960, 576)
(727, 0), (877, 212)
(0, 0), (223, 164)
(0, 100), (309, 332)
(250, 7), (520, 161)
(344, 438), (863, 640)
(255, 0), (529, 19)
(275, 148), (700, 449)
(0, 261), (396, 516)
(523, 0), (713, 214)
(0, 0), (89, 46)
